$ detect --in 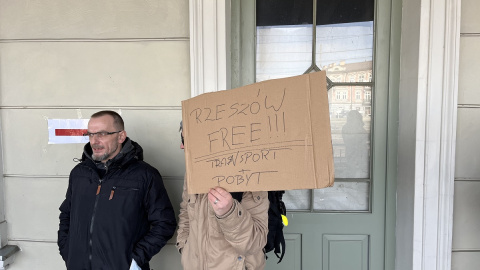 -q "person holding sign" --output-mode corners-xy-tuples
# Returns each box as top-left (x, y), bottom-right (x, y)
(58, 111), (177, 270)
(176, 121), (270, 270)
